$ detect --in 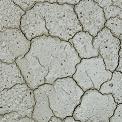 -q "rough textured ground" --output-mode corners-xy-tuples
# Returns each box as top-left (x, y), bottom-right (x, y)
(0, 0), (122, 122)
